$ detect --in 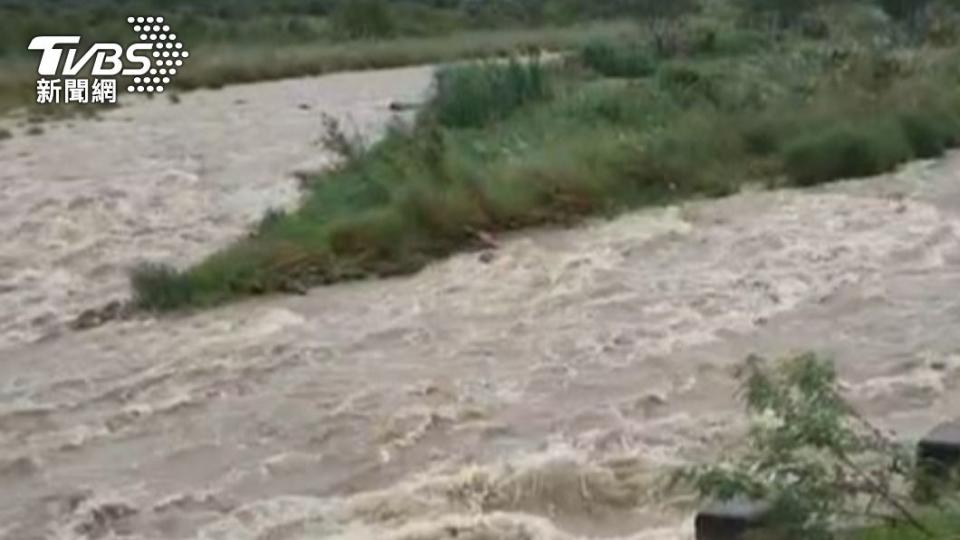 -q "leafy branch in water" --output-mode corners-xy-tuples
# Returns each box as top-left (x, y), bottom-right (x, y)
(674, 353), (937, 540)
